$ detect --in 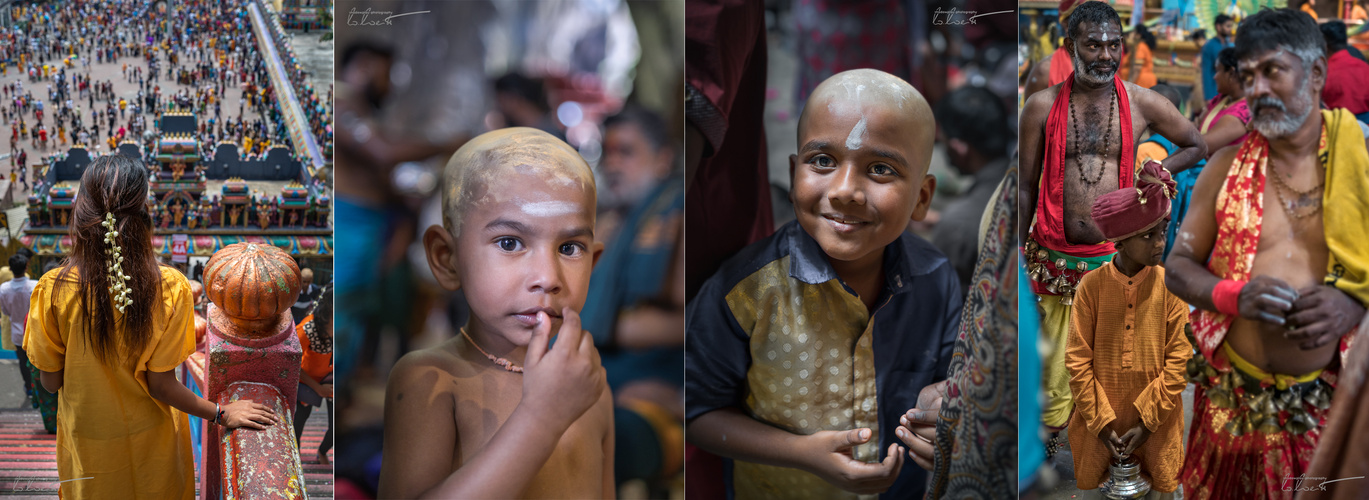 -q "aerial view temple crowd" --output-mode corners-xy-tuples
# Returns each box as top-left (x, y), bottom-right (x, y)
(1, 0), (331, 185)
